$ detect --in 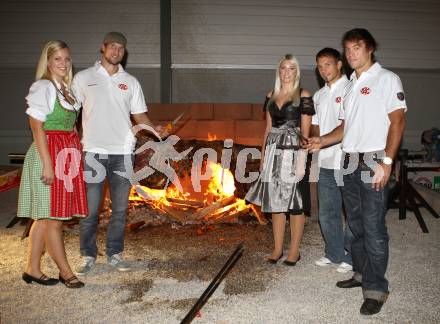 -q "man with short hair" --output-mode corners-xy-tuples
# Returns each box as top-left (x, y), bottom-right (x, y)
(308, 28), (407, 315)
(72, 32), (164, 274)
(312, 48), (353, 274)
